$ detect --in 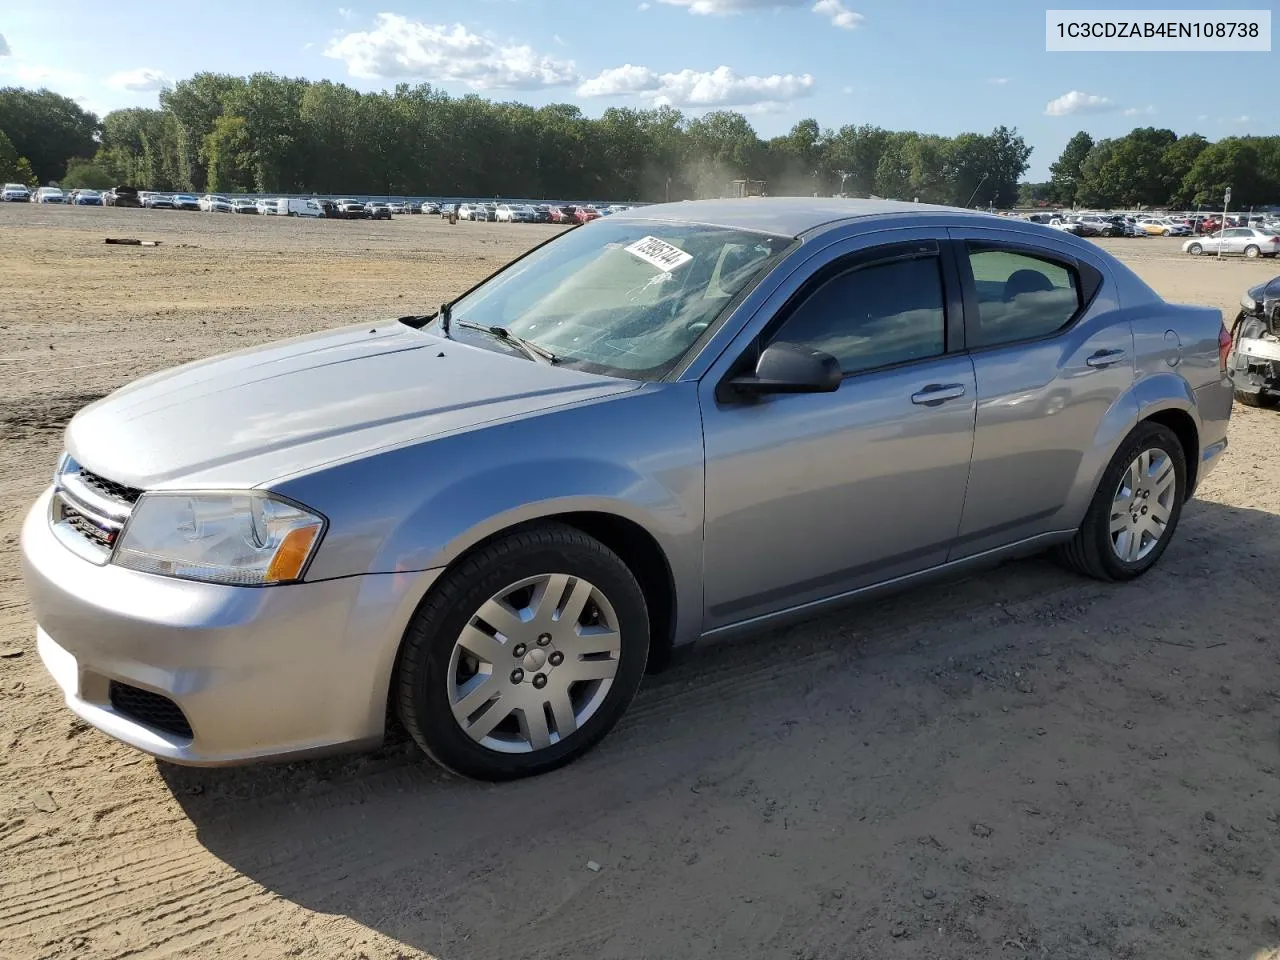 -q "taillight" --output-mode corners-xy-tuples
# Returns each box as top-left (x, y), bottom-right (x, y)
(1219, 324), (1233, 374)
